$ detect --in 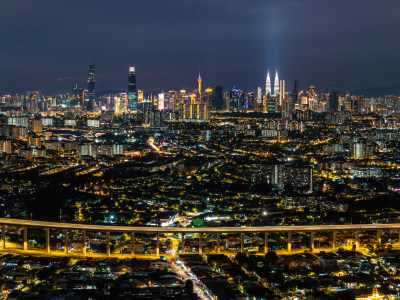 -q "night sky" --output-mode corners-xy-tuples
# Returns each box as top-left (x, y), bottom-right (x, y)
(1, 0), (399, 94)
